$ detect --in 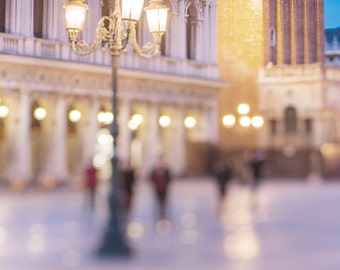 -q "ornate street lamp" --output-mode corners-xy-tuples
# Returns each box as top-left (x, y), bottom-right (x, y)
(64, 0), (168, 256)
(222, 103), (264, 129)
